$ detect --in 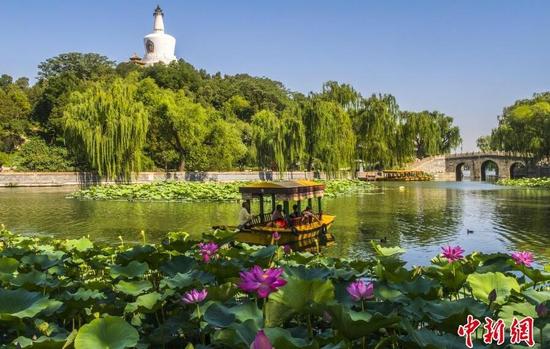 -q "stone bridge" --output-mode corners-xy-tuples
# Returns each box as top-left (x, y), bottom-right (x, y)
(445, 152), (527, 181)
